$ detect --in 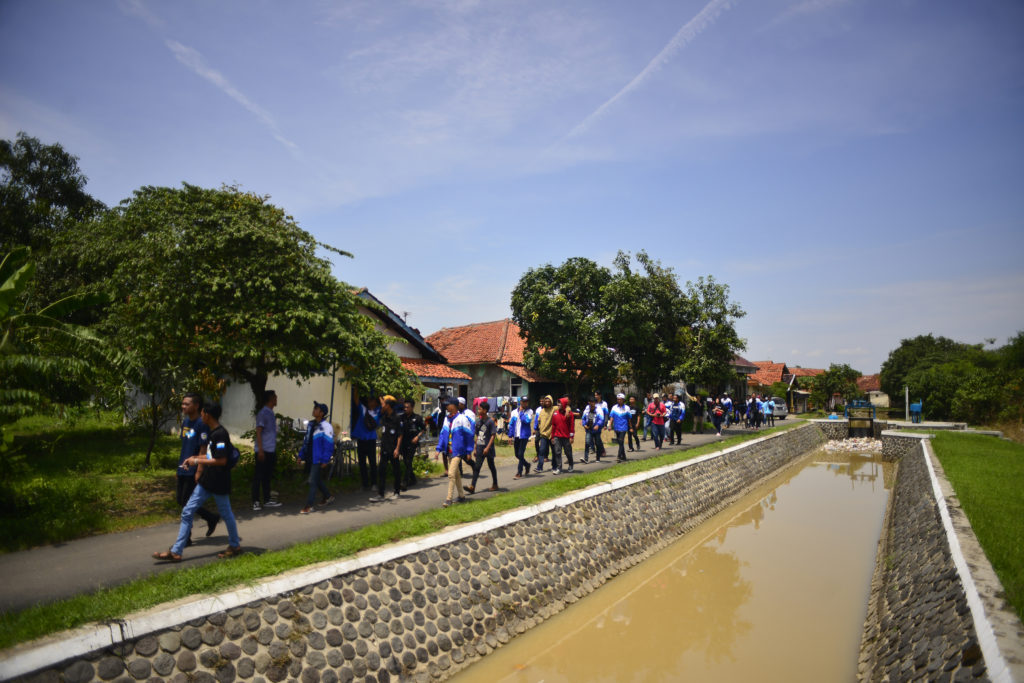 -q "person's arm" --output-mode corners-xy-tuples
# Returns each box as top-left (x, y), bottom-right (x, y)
(255, 422), (265, 461)
(394, 433), (403, 459)
(484, 424), (495, 454)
